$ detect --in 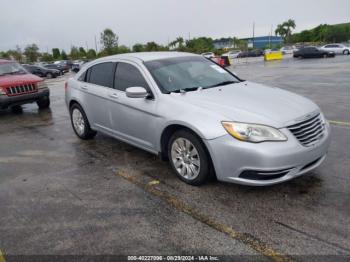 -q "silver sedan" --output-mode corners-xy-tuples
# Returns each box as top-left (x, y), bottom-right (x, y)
(65, 52), (330, 186)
